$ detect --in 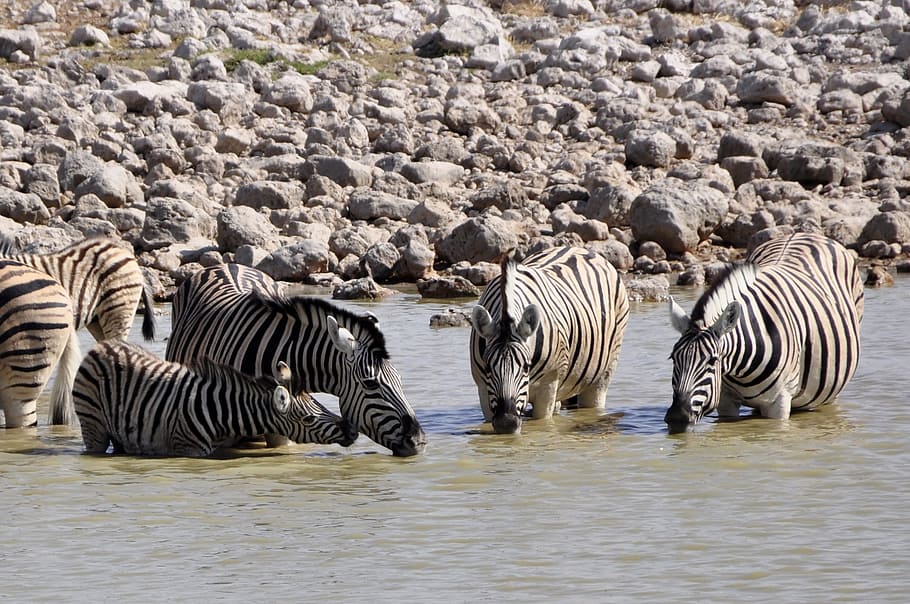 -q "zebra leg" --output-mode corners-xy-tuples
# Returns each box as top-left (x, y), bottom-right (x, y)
(717, 396), (741, 418)
(264, 434), (291, 448)
(762, 391), (793, 420)
(529, 381), (559, 420)
(86, 320), (106, 342)
(3, 400), (38, 428)
(80, 425), (113, 454)
(576, 382), (609, 409)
